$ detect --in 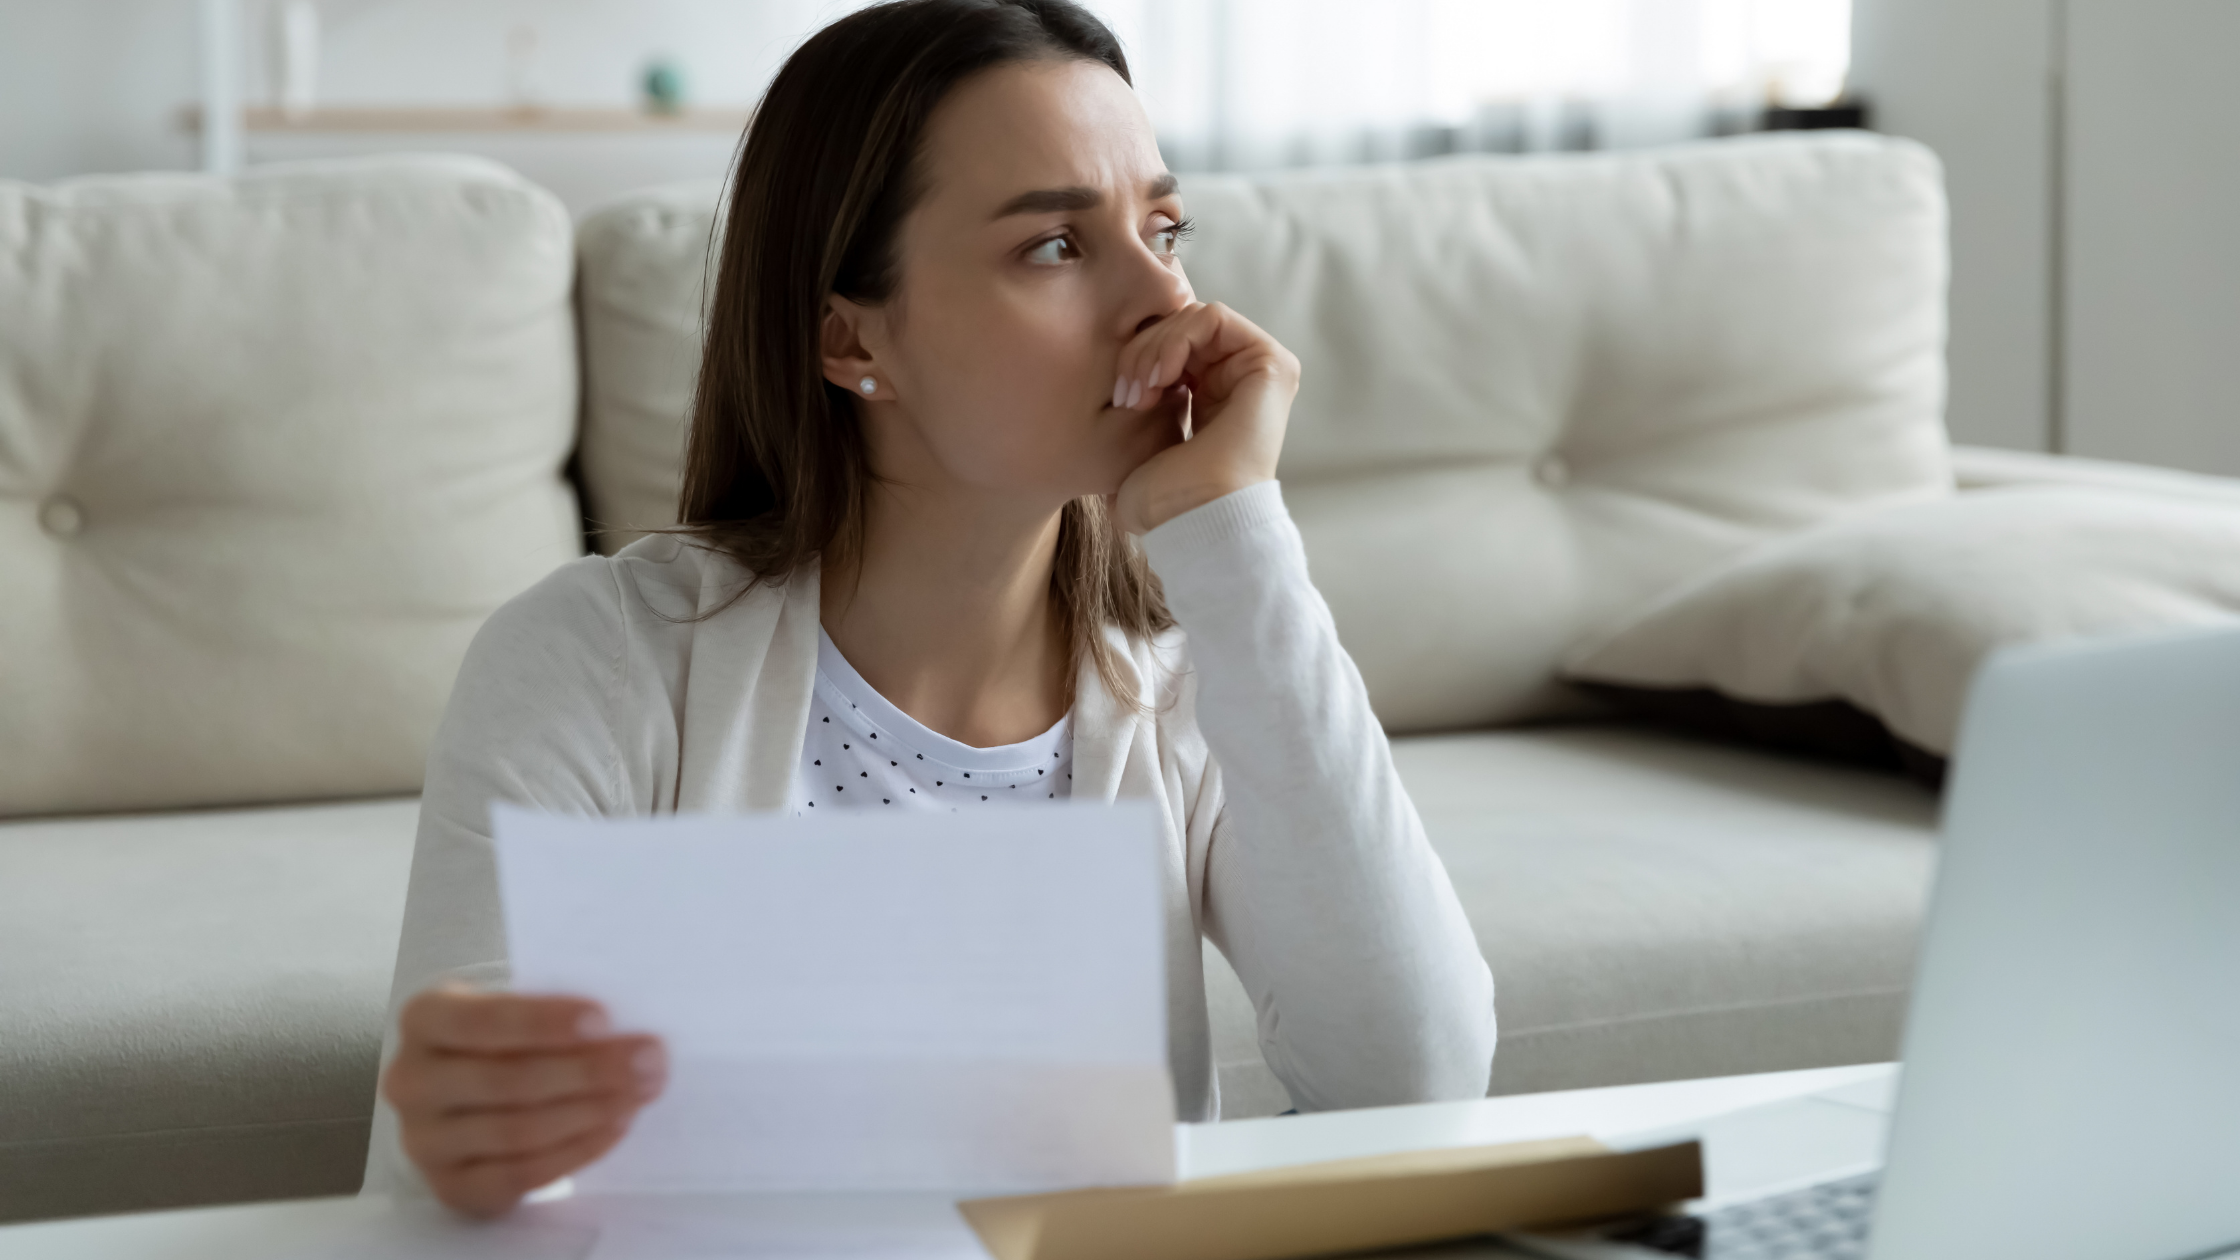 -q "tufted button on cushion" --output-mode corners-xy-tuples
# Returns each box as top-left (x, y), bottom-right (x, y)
(572, 134), (1952, 733)
(0, 157), (583, 817)
(37, 495), (83, 539)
